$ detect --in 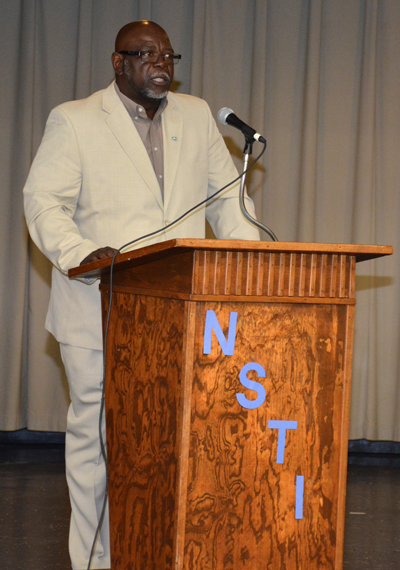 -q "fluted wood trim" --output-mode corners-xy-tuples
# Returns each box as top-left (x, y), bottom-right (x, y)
(193, 250), (355, 299)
